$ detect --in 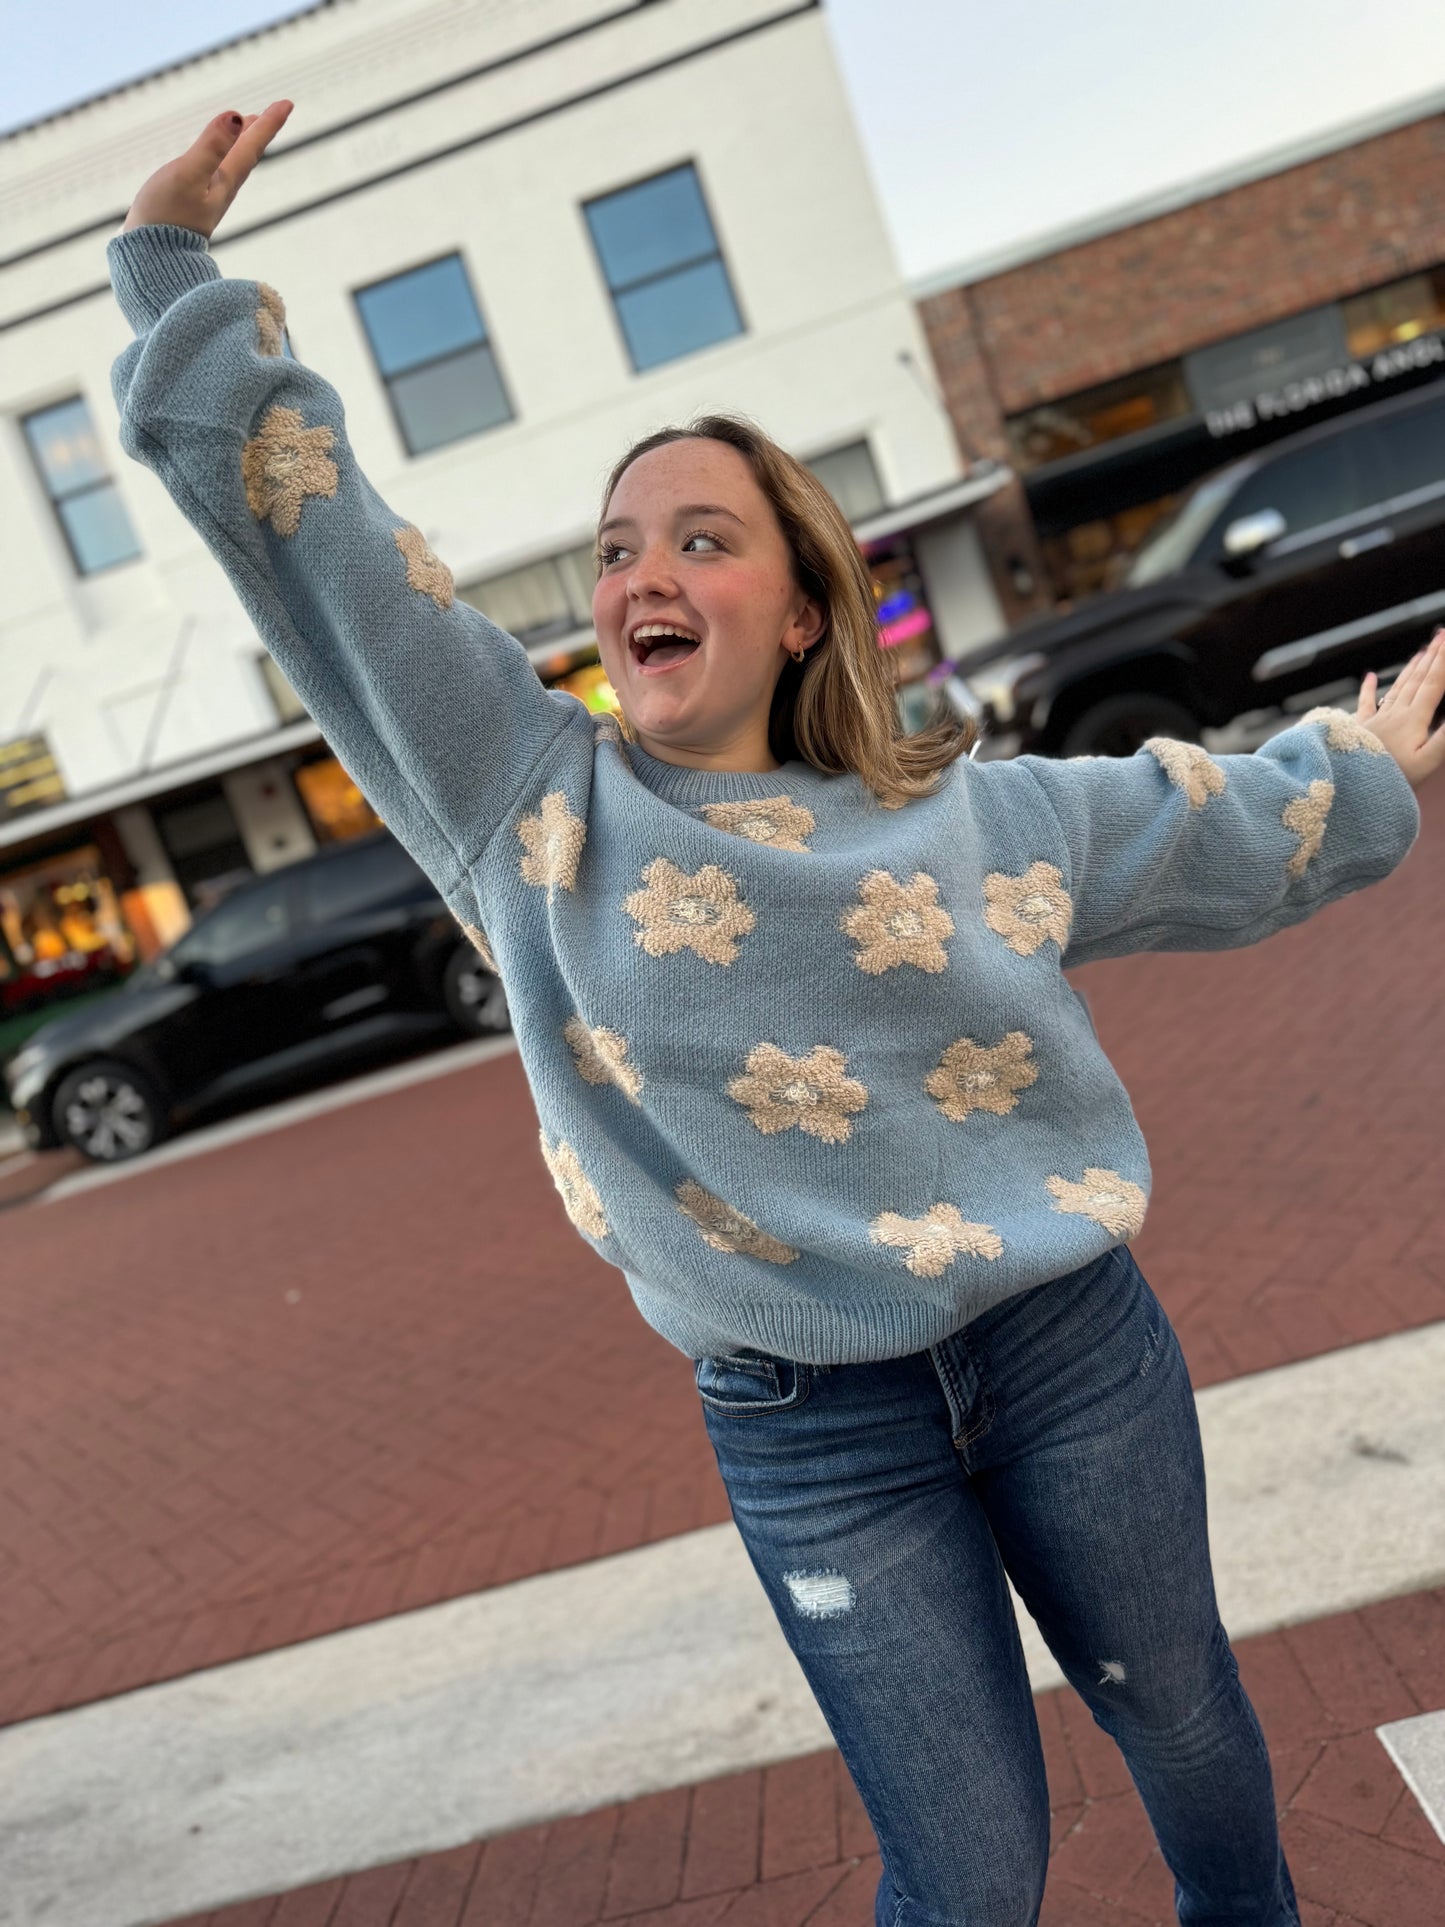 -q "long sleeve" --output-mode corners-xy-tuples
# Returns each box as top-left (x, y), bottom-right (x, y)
(108, 223), (578, 903)
(1016, 711), (1420, 968)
